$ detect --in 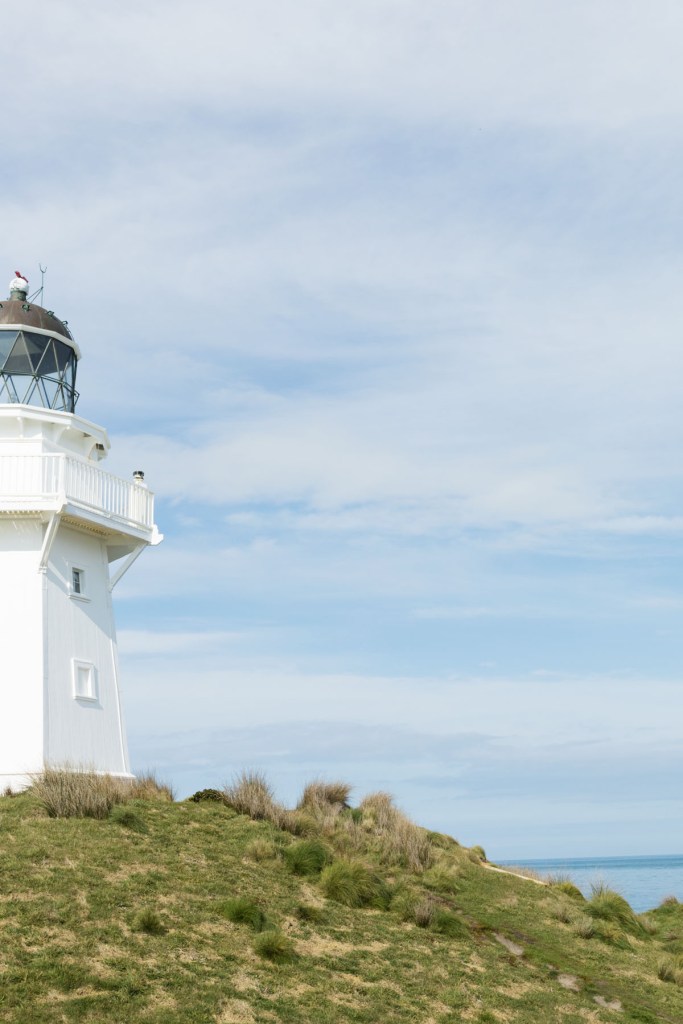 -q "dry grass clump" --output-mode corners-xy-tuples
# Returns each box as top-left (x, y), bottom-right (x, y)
(31, 766), (176, 819)
(298, 780), (351, 810)
(551, 903), (573, 924)
(359, 792), (432, 872)
(130, 771), (175, 801)
(414, 898), (437, 928)
(223, 771), (286, 827)
(31, 767), (128, 819)
(571, 914), (595, 939)
(657, 956), (683, 986)
(245, 838), (280, 862)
